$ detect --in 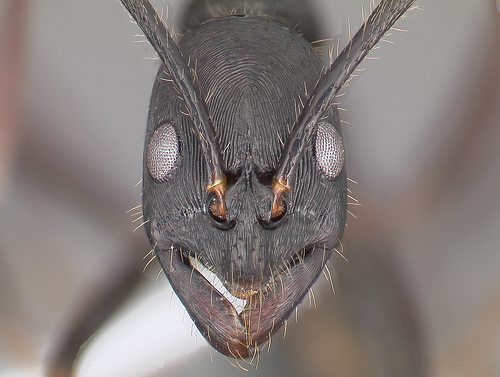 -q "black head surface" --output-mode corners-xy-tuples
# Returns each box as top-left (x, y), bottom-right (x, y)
(143, 16), (346, 357)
